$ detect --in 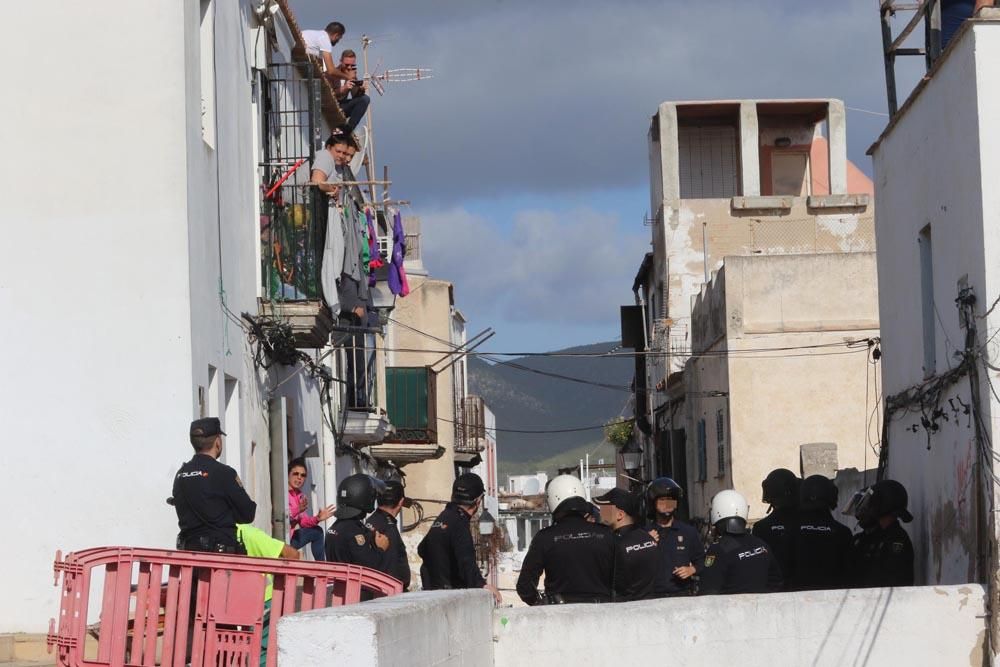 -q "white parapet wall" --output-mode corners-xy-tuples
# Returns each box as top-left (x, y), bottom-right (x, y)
(278, 590), (494, 666)
(495, 585), (987, 667)
(278, 585), (986, 667)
